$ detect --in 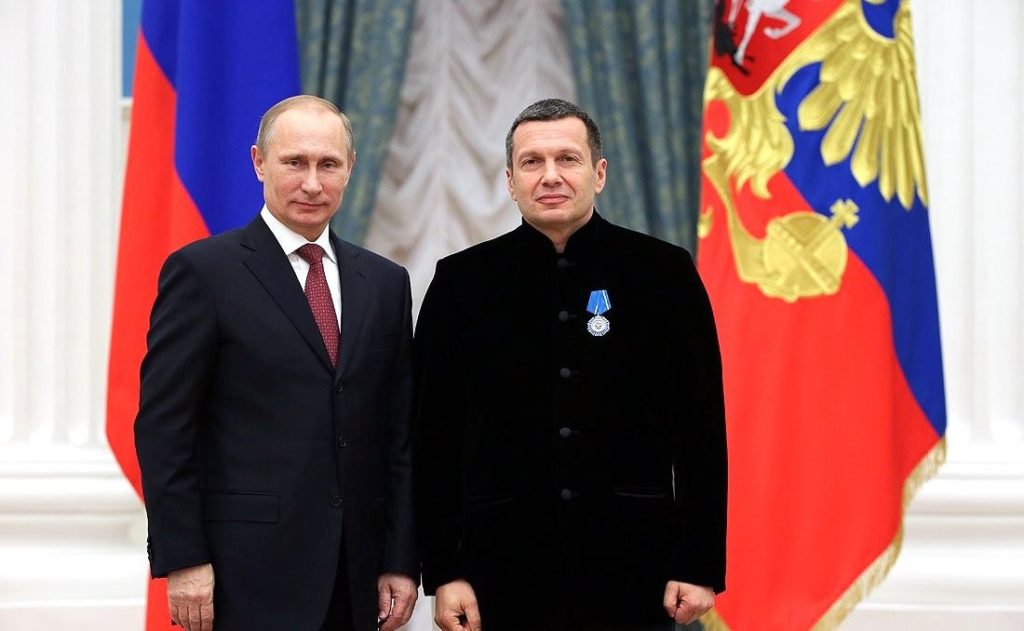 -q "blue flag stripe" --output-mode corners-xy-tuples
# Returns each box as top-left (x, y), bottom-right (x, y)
(777, 63), (947, 435)
(140, 0), (302, 235)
